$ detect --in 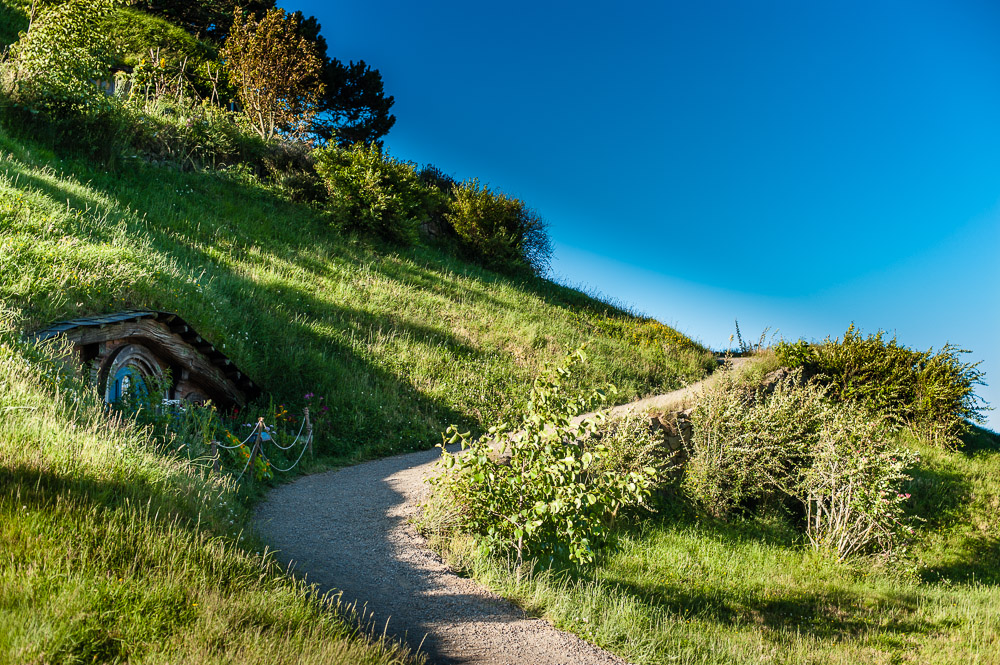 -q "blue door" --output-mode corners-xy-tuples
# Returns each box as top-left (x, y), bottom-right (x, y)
(108, 366), (148, 404)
